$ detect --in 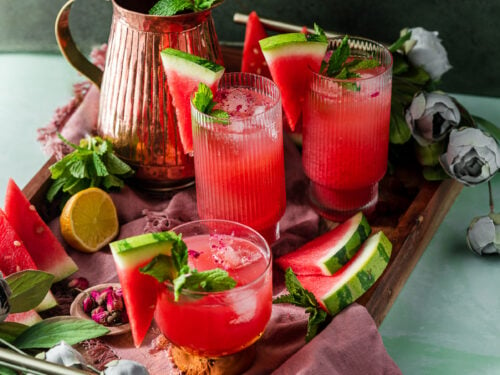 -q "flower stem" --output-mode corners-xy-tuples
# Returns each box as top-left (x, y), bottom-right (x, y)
(488, 180), (494, 214)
